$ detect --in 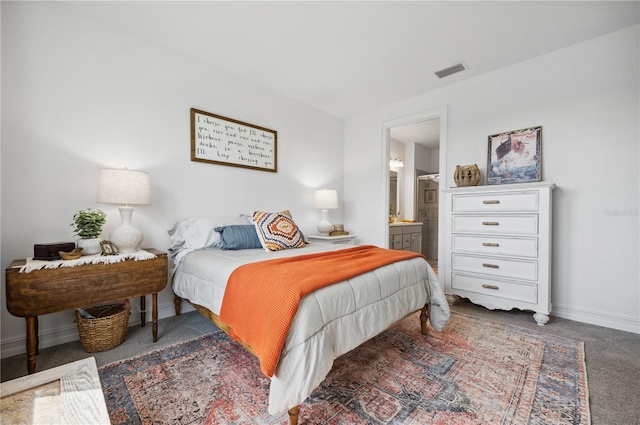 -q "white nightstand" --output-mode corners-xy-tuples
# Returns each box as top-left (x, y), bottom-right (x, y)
(307, 235), (357, 245)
